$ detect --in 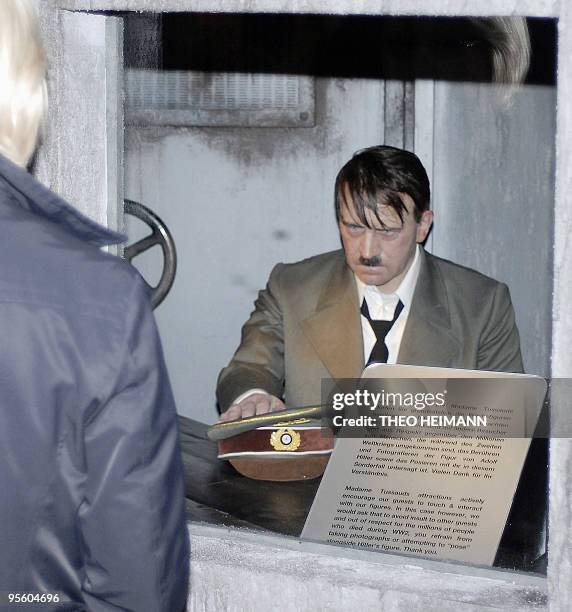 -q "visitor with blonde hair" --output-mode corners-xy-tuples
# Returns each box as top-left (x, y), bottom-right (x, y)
(0, 1), (189, 610)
